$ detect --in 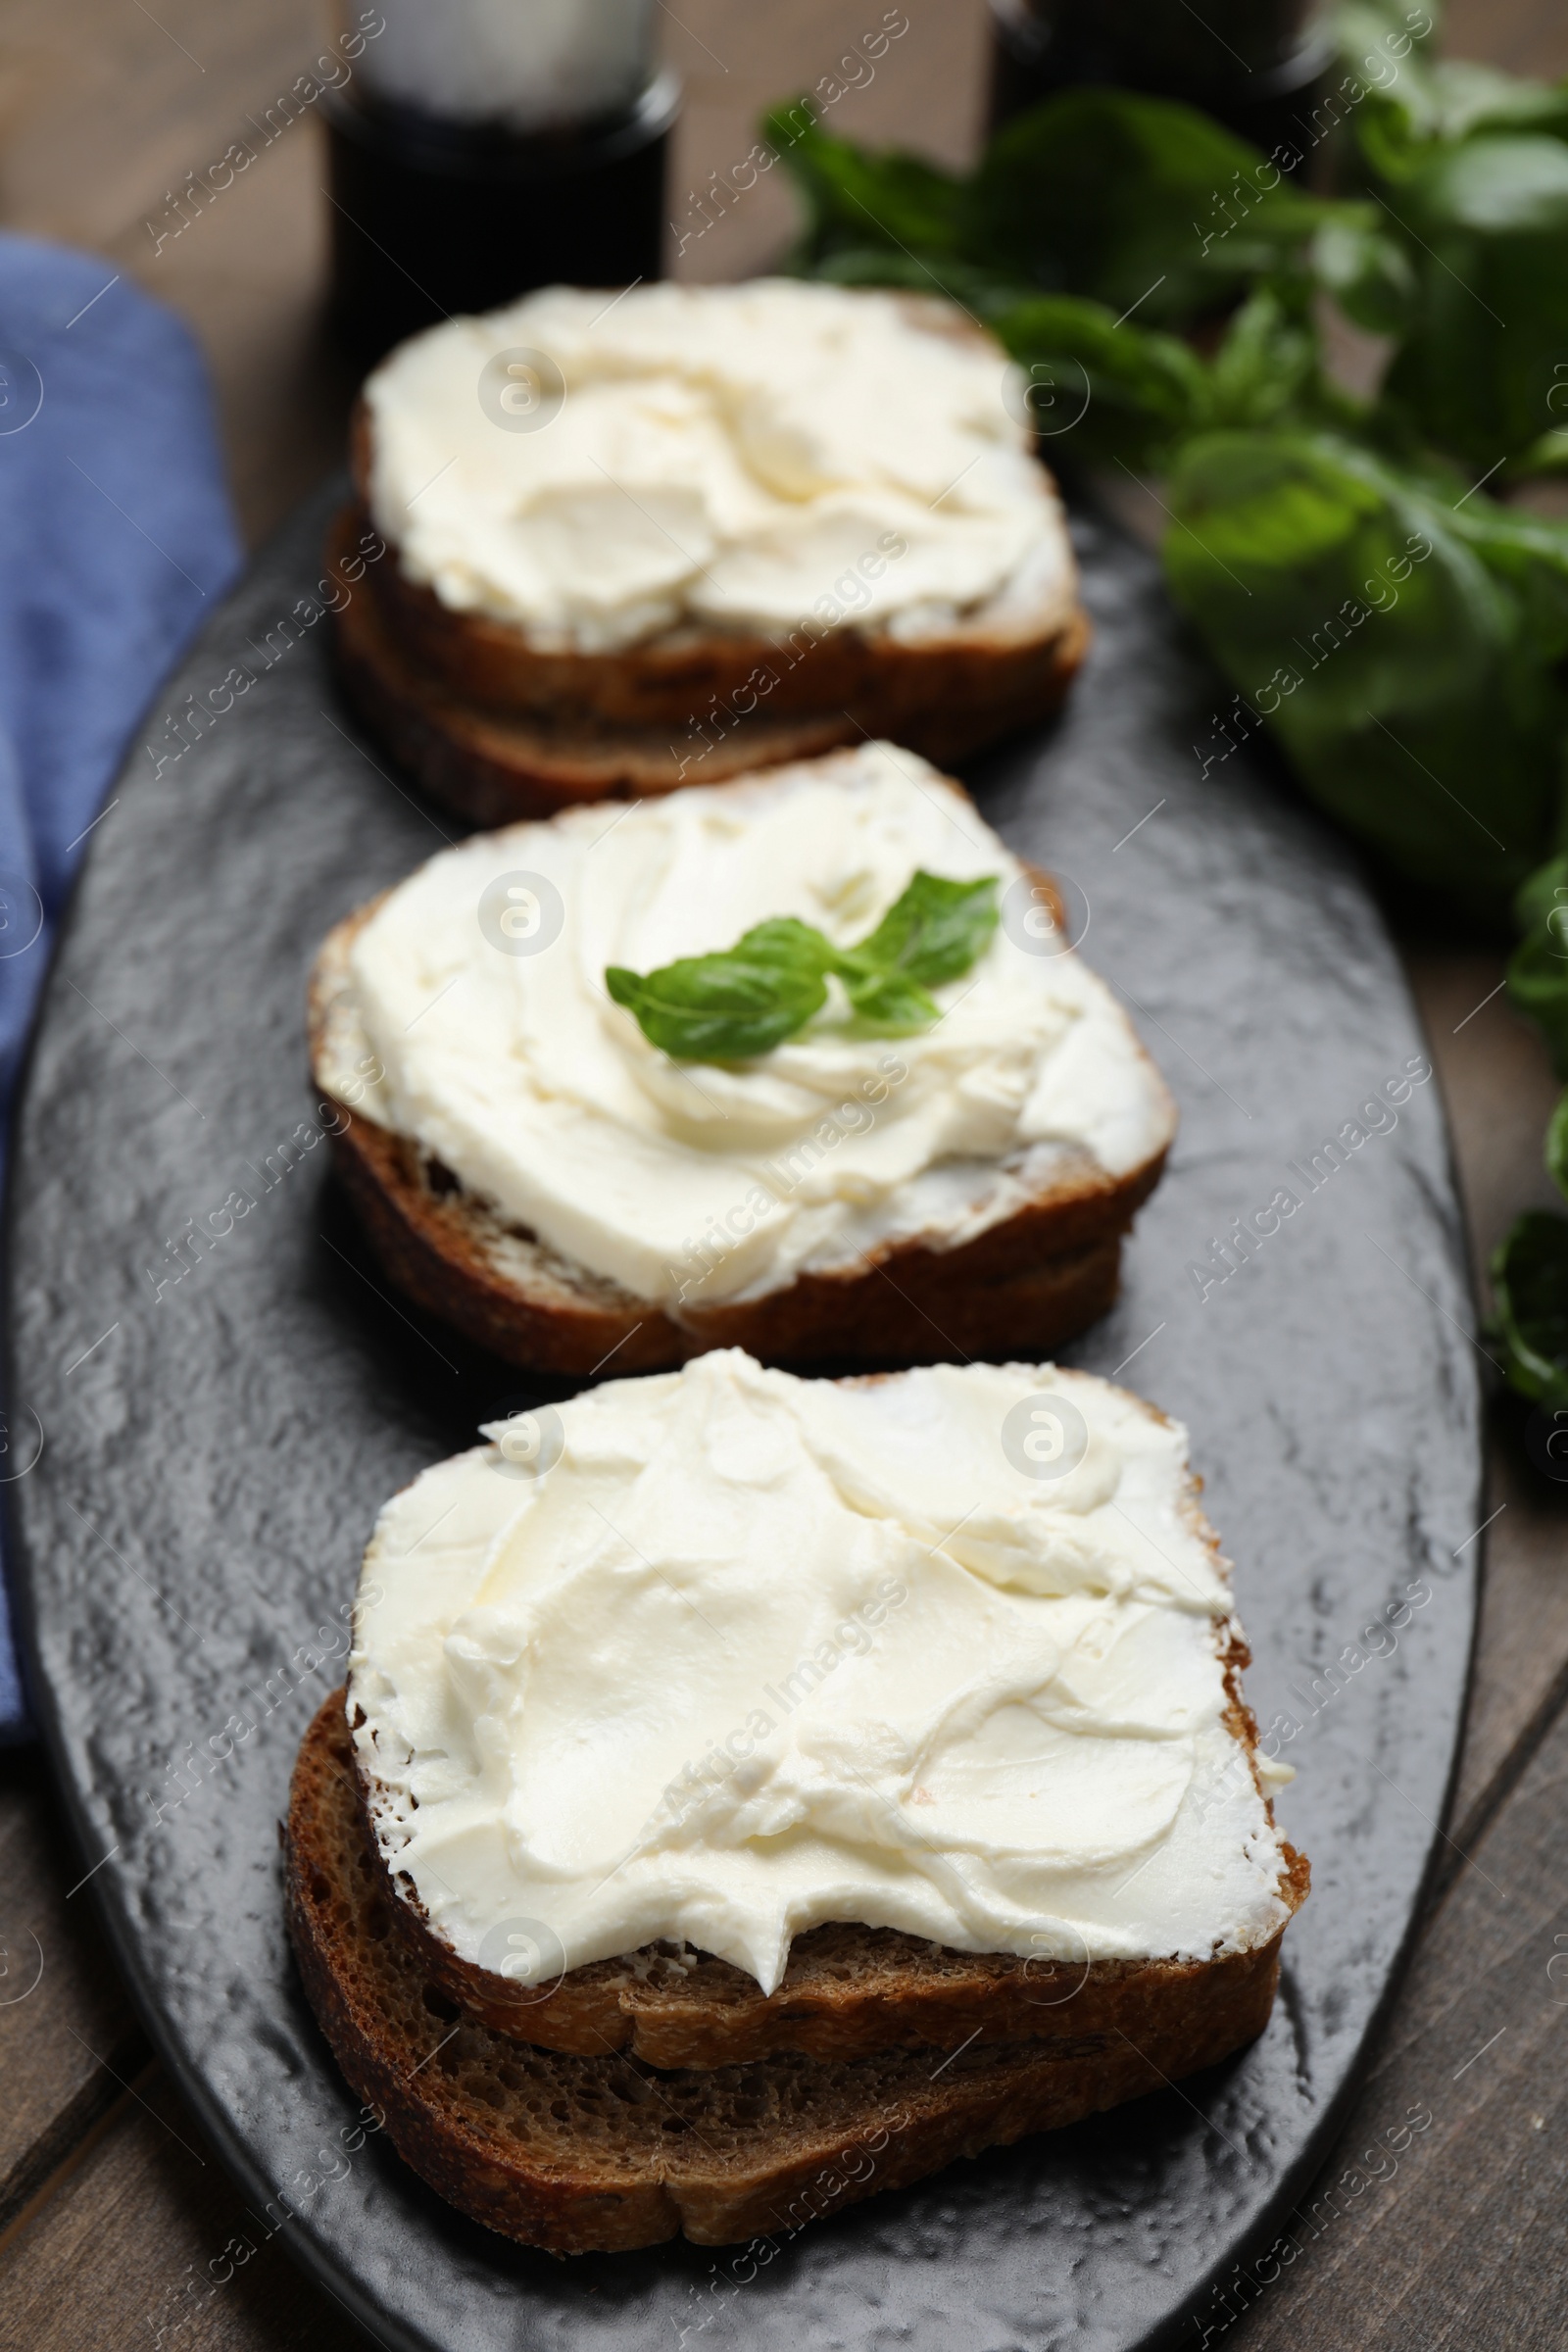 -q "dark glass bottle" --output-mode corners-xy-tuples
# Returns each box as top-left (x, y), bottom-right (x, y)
(987, 0), (1333, 172)
(324, 73), (678, 367)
